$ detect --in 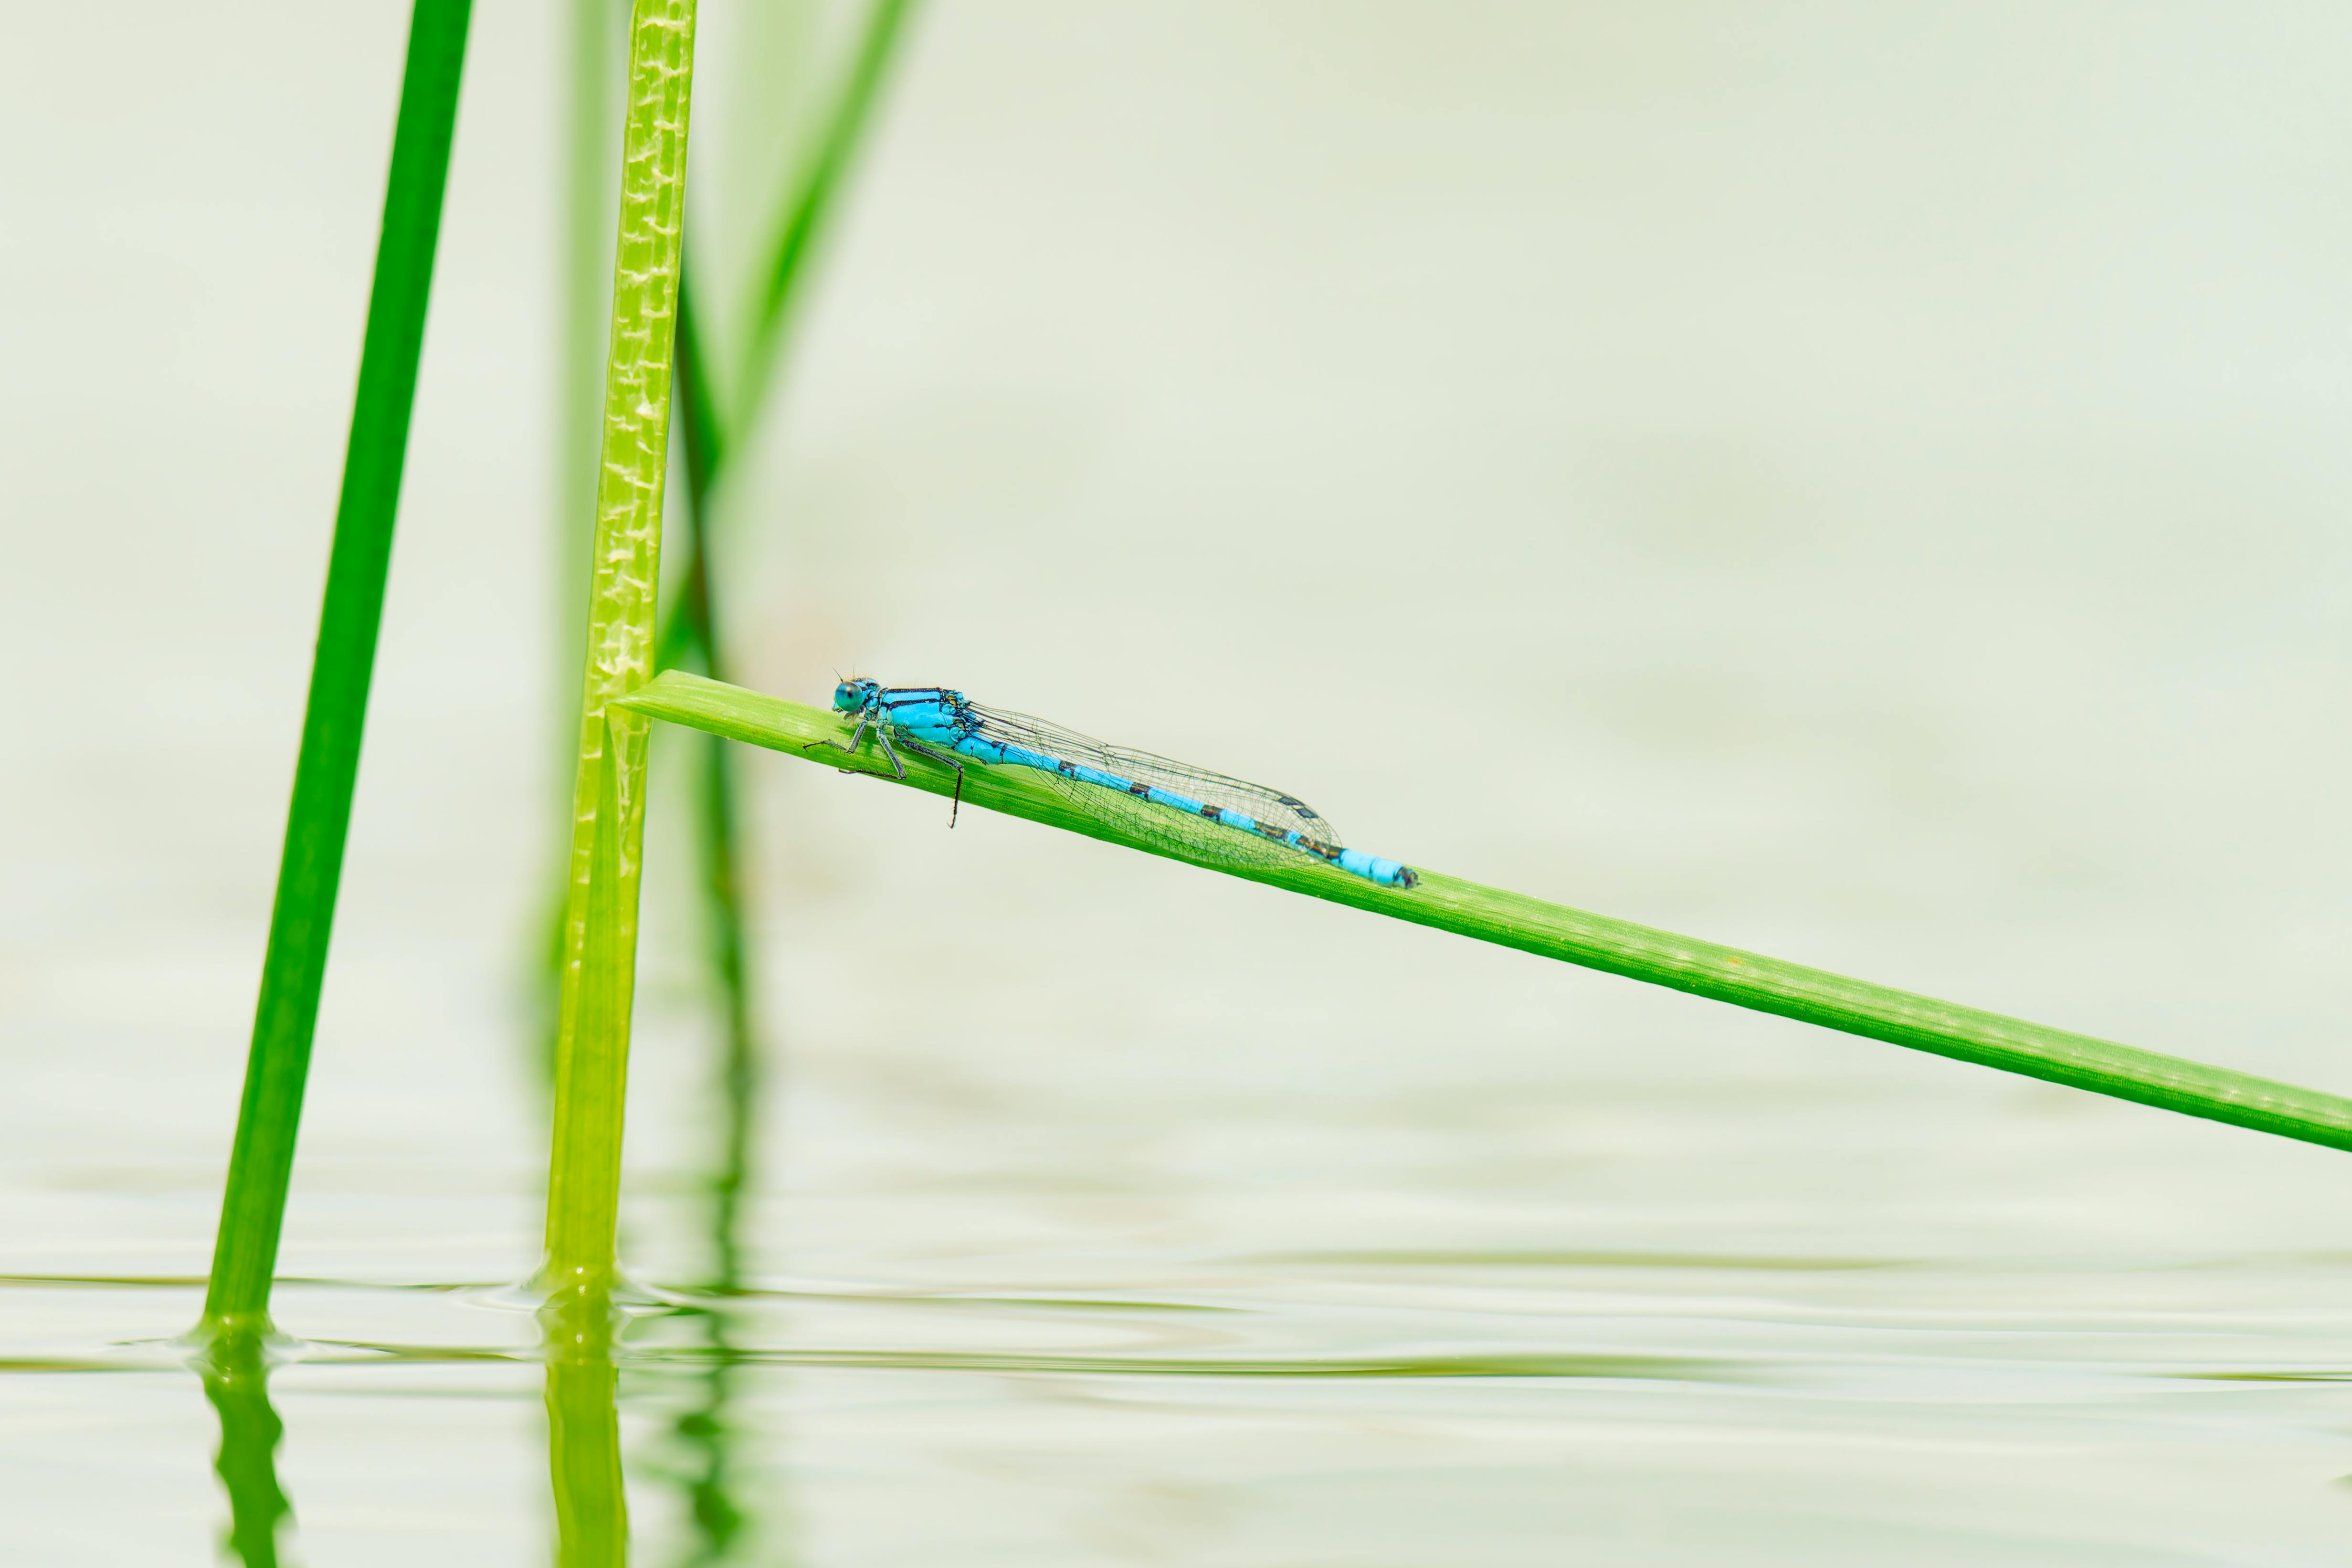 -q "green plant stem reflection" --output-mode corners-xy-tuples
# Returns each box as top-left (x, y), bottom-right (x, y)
(199, 1328), (295, 1568)
(621, 671), (2352, 1157)
(662, 898), (764, 1565)
(544, 1286), (628, 1568)
(667, 1310), (750, 1565)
